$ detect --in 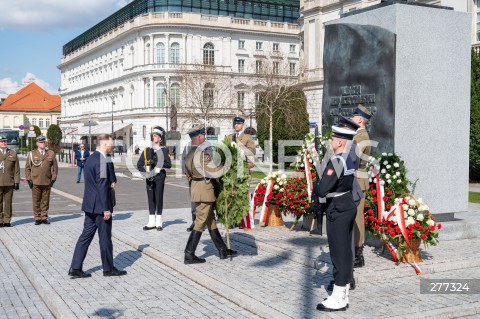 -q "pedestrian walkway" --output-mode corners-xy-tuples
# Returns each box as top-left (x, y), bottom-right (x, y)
(1, 208), (479, 318)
